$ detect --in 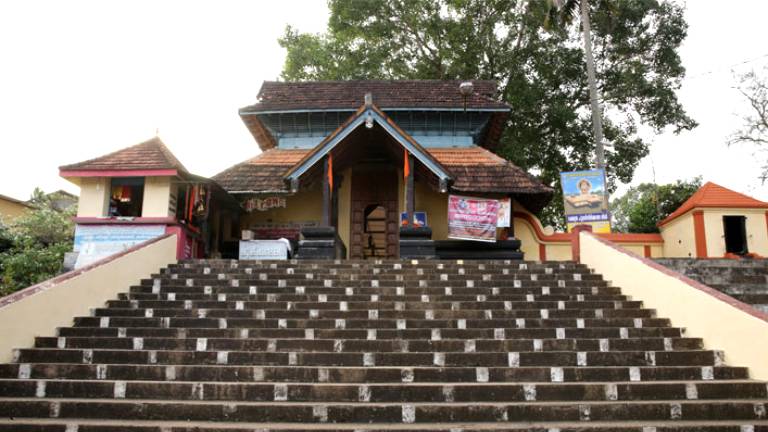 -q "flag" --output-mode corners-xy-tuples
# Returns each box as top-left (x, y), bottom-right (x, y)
(327, 153), (333, 195)
(403, 149), (410, 179)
